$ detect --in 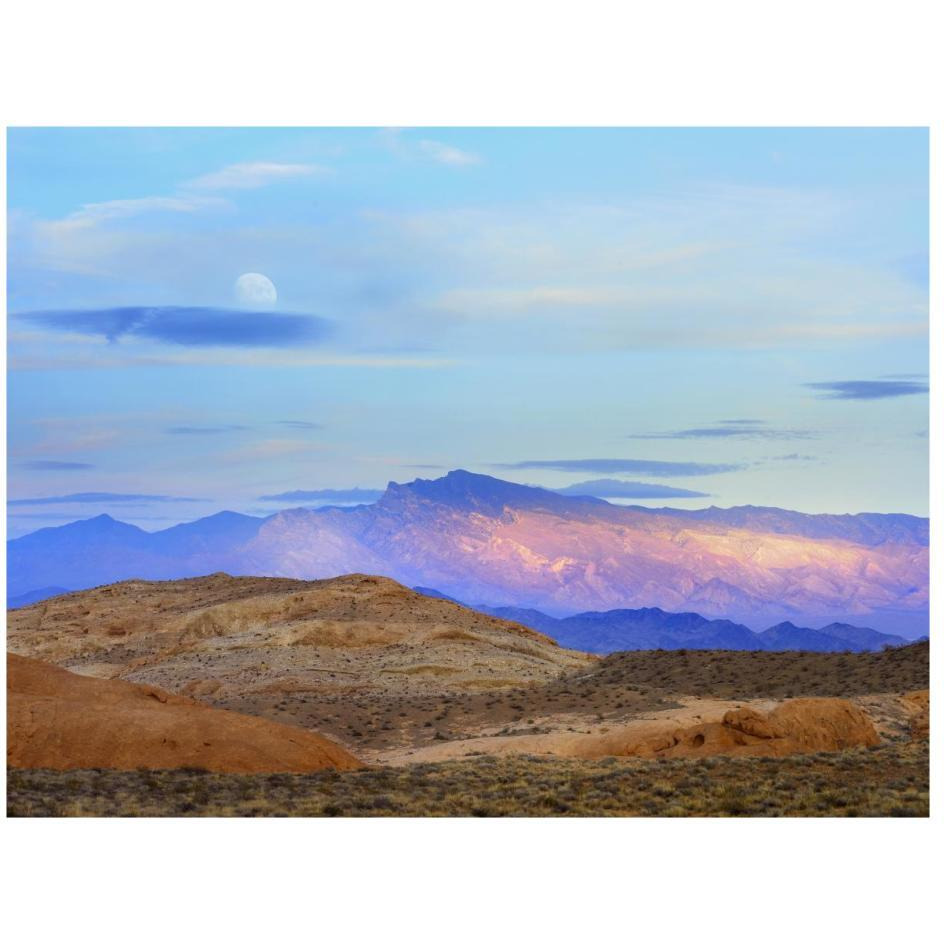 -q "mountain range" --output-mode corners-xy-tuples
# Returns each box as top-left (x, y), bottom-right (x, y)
(411, 588), (908, 654)
(7, 469), (929, 637)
